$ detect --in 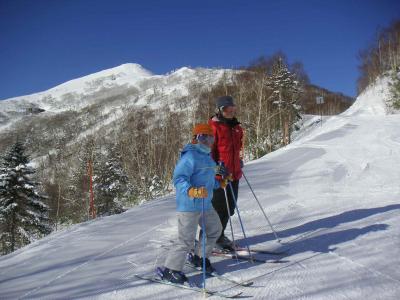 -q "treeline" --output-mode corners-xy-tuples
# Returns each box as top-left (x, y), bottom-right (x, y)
(301, 85), (353, 115)
(358, 20), (400, 96)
